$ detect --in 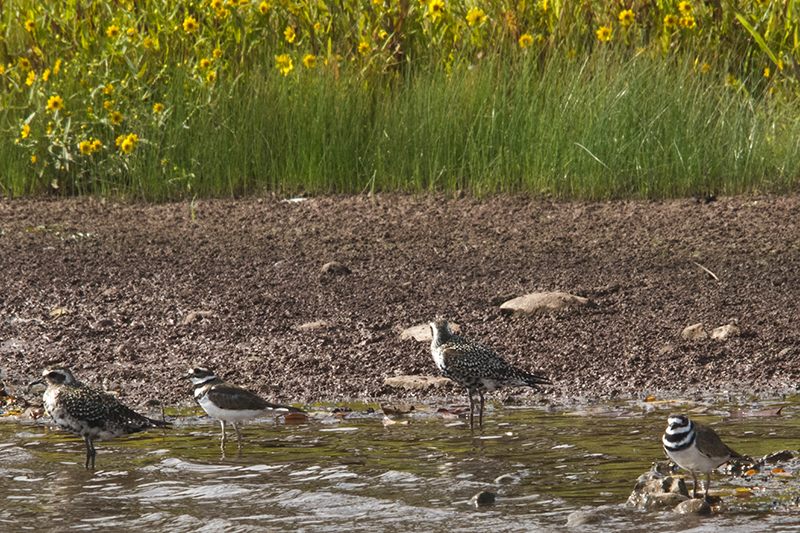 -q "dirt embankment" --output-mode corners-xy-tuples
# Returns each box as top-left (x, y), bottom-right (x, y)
(1, 195), (798, 410)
